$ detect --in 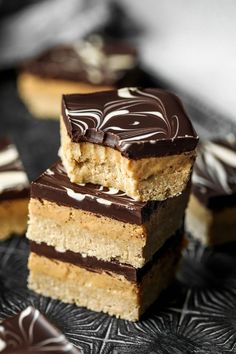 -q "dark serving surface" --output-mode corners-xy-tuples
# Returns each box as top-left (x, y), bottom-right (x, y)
(0, 70), (236, 354)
